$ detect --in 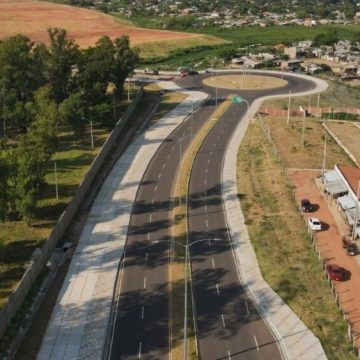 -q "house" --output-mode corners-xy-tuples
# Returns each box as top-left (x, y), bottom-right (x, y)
(306, 63), (323, 75)
(280, 59), (304, 70)
(324, 165), (360, 237)
(284, 47), (297, 59)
